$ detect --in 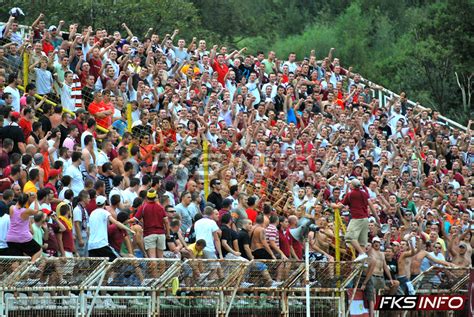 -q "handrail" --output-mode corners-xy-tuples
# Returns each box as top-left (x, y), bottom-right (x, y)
(358, 77), (468, 131)
(17, 84), (110, 134)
